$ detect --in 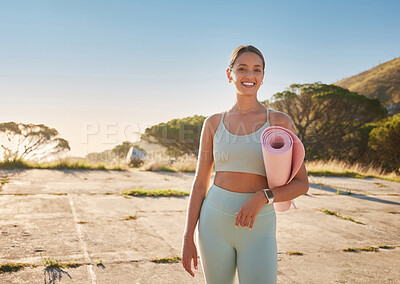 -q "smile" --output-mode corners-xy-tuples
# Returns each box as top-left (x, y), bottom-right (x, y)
(242, 82), (255, 87)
